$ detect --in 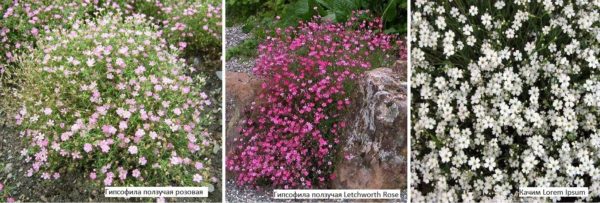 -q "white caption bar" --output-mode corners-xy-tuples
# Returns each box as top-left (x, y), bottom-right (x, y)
(519, 187), (588, 197)
(273, 189), (403, 199)
(105, 187), (208, 198)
